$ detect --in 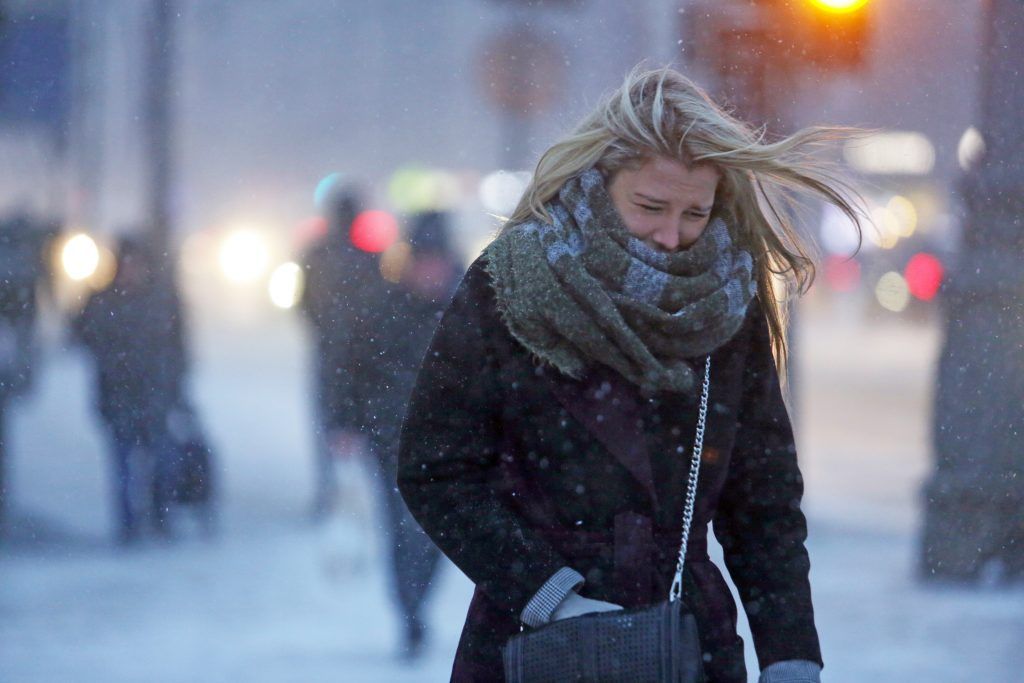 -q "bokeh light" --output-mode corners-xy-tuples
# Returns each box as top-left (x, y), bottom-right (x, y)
(294, 215), (329, 249)
(268, 261), (304, 309)
(350, 210), (399, 253)
(824, 255), (861, 293)
(479, 170), (531, 216)
(868, 206), (900, 249)
(905, 253), (944, 301)
(819, 203), (863, 255)
(313, 172), (344, 211)
(61, 233), (100, 281)
(957, 126), (986, 171)
(810, 0), (869, 13)
(886, 195), (918, 238)
(219, 229), (270, 283)
(875, 271), (910, 312)
(379, 241), (412, 283)
(843, 132), (935, 176)
(388, 167), (460, 213)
